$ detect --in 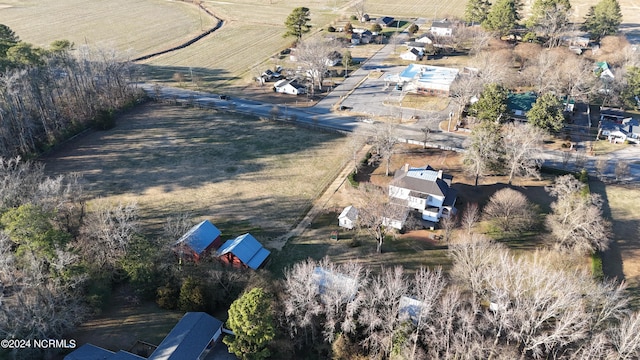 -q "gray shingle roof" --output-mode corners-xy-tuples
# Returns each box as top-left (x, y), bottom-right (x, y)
(391, 165), (452, 198)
